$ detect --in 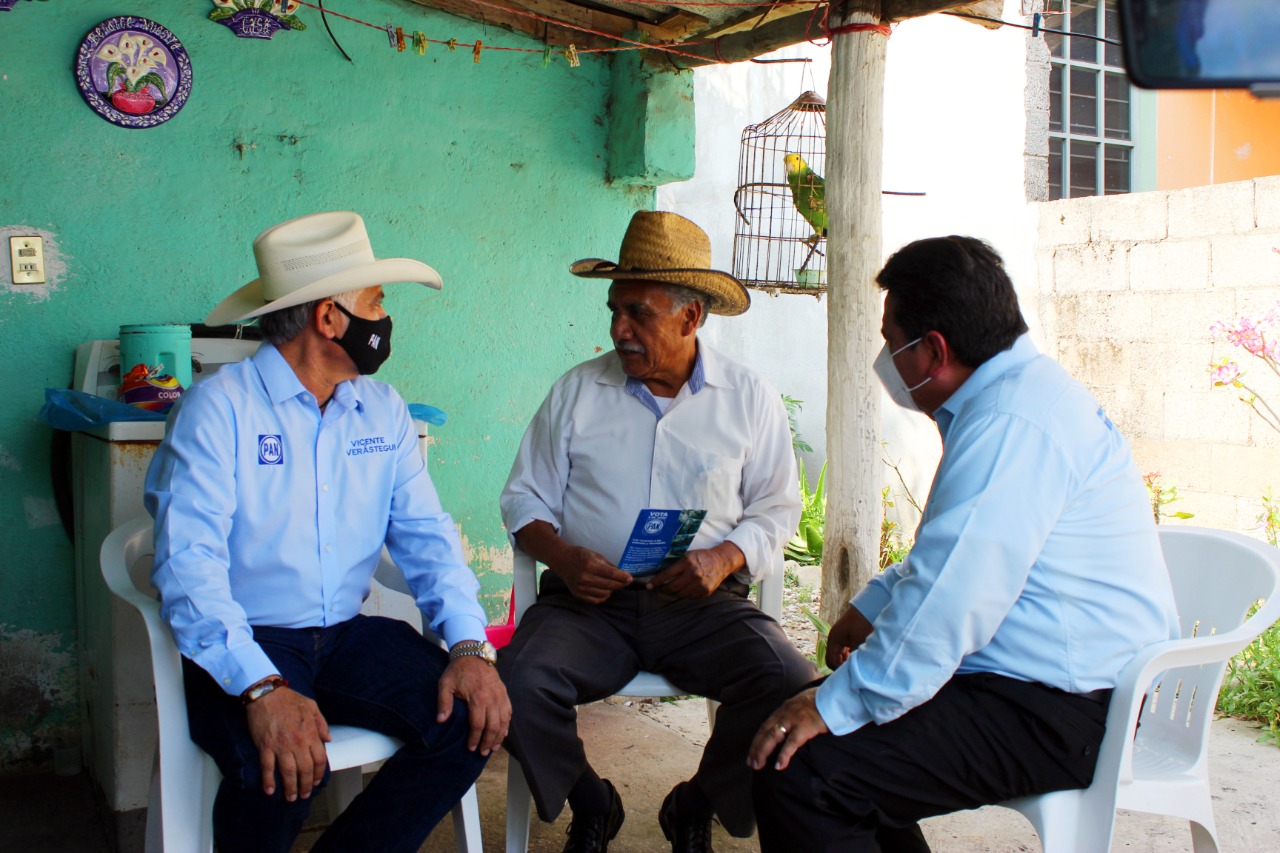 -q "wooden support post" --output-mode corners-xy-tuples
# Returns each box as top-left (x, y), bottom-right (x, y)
(821, 0), (887, 625)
